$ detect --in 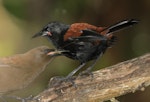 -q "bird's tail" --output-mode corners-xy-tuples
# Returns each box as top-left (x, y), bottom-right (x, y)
(102, 19), (139, 35)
